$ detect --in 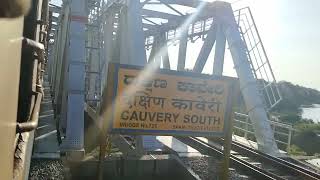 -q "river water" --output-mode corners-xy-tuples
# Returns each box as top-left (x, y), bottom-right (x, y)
(301, 104), (320, 123)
